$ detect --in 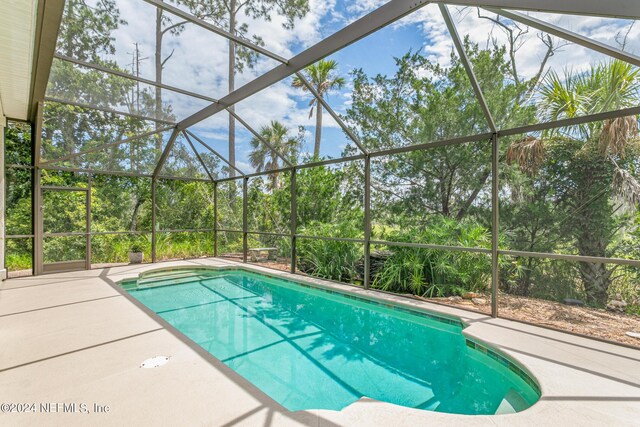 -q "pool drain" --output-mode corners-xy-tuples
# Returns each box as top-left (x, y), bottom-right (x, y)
(140, 356), (170, 368)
